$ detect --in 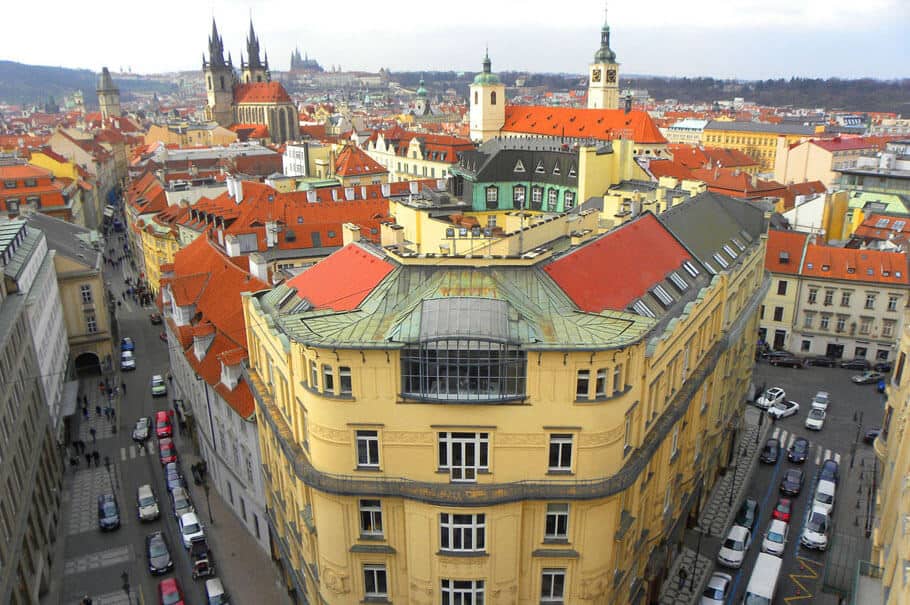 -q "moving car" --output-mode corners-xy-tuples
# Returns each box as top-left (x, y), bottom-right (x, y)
(158, 578), (185, 605)
(151, 374), (167, 397)
(801, 505), (830, 550)
(841, 358), (870, 370)
(170, 486), (195, 519)
(137, 484), (160, 521)
(717, 525), (752, 568)
(158, 438), (177, 465)
(788, 437), (809, 463)
(811, 391), (830, 412)
(813, 479), (837, 514)
(768, 399), (800, 419)
(779, 468), (805, 496)
(120, 350), (136, 371)
(768, 354), (804, 368)
(735, 498), (760, 535)
(149, 312), (163, 325)
(760, 438), (780, 464)
(805, 408), (826, 430)
(699, 571), (732, 605)
(120, 337), (135, 352)
(772, 498), (792, 523)
(805, 355), (837, 367)
(178, 512), (205, 549)
(97, 494), (120, 531)
(132, 417), (151, 443)
(155, 411), (172, 439)
(146, 531), (173, 574)
(165, 463), (186, 493)
(205, 577), (229, 605)
(820, 459), (840, 486)
(864, 428), (881, 444)
(852, 371), (885, 384)
(743, 553), (783, 605)
(874, 361), (893, 372)
(756, 387), (786, 410)
(762, 519), (789, 556)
